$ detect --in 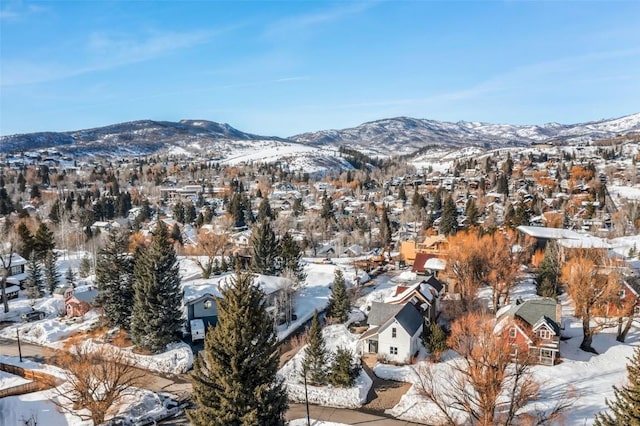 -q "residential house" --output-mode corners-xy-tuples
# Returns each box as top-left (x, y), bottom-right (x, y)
(1, 253), (28, 289)
(185, 293), (219, 331)
(5, 285), (20, 300)
(385, 276), (443, 324)
(496, 298), (562, 365)
(66, 289), (99, 317)
(53, 286), (74, 300)
(359, 302), (423, 364)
